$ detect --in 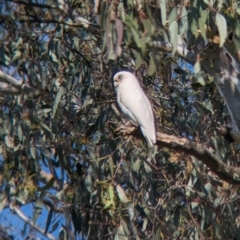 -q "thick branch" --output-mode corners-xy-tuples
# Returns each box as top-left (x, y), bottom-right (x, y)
(0, 87), (20, 95)
(0, 71), (32, 93)
(156, 132), (240, 184)
(11, 204), (57, 240)
(120, 126), (240, 185)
